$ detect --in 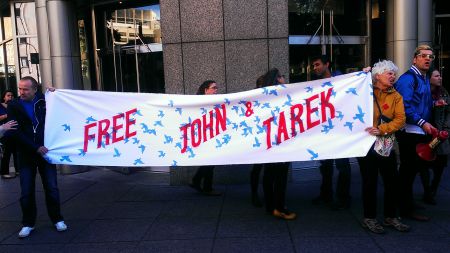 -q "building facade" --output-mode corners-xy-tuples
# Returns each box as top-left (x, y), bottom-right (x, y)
(0, 0), (448, 183)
